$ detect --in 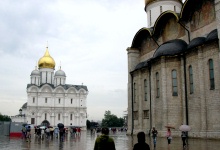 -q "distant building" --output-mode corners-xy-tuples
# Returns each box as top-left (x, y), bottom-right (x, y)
(127, 0), (220, 139)
(12, 47), (88, 129)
